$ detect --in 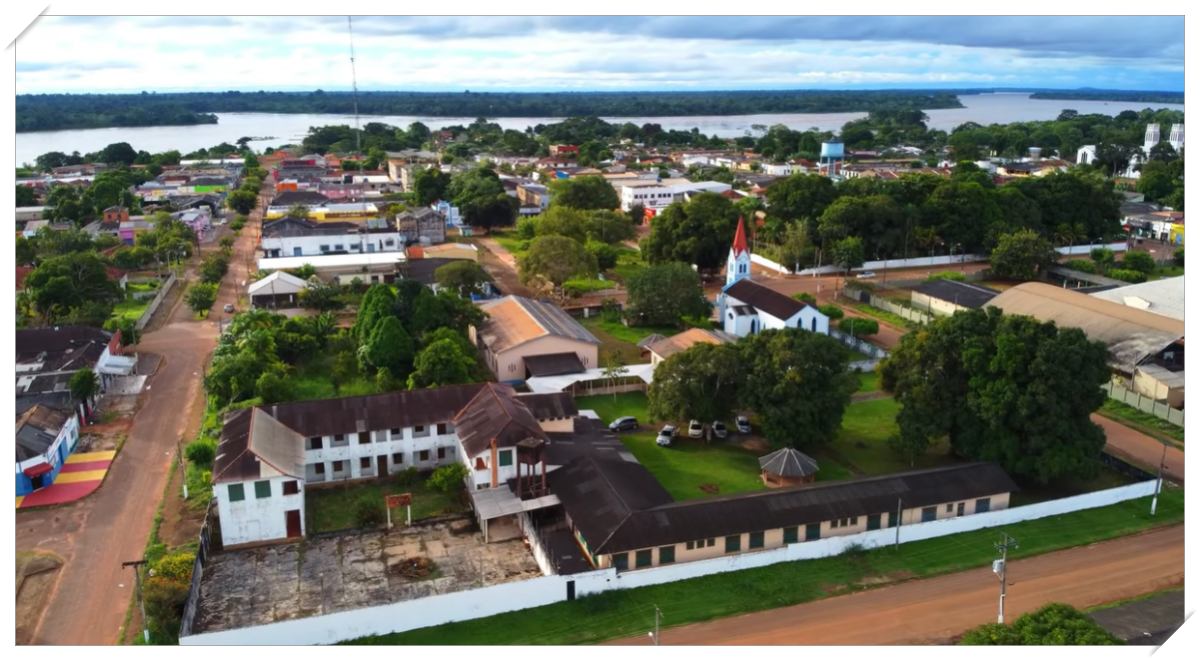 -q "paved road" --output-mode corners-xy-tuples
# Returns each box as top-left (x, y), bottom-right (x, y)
(15, 185), (267, 644)
(611, 525), (1183, 645)
(1093, 414), (1184, 483)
